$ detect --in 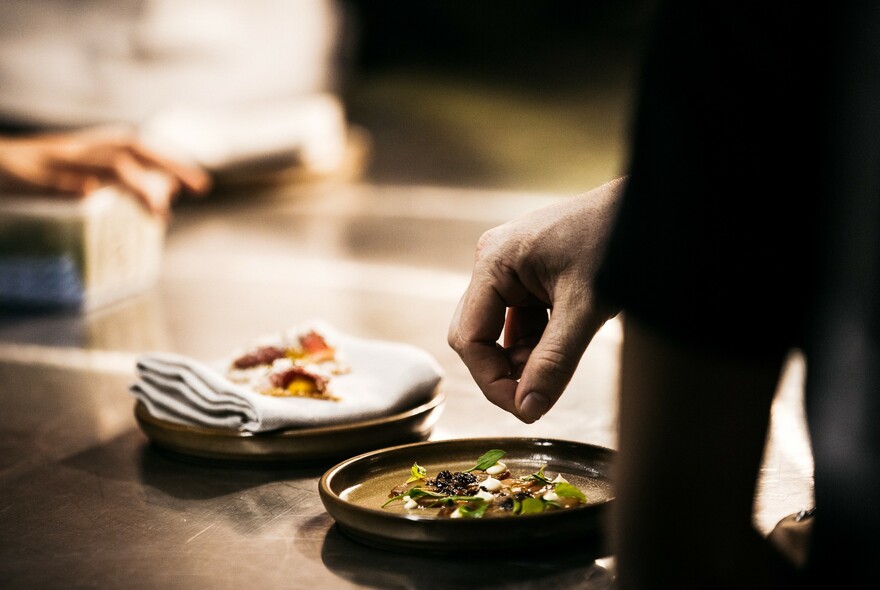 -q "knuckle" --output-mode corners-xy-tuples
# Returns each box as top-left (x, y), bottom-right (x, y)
(535, 342), (577, 378)
(474, 227), (501, 260)
(446, 327), (462, 352)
